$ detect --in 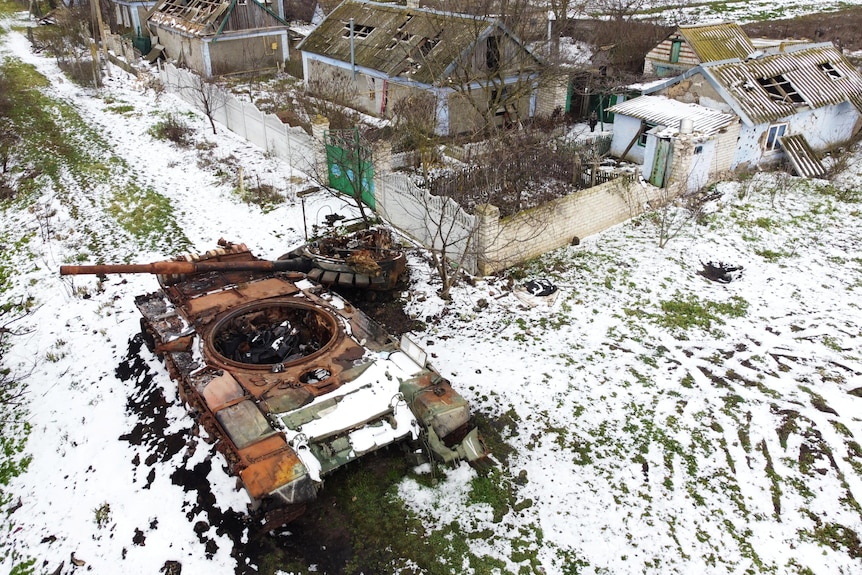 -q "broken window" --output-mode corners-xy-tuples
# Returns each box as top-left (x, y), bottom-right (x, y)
(486, 35), (500, 71)
(819, 62), (842, 79)
(418, 32), (441, 57)
(638, 122), (657, 147)
(343, 23), (375, 39)
(756, 75), (805, 105)
(764, 123), (787, 152)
